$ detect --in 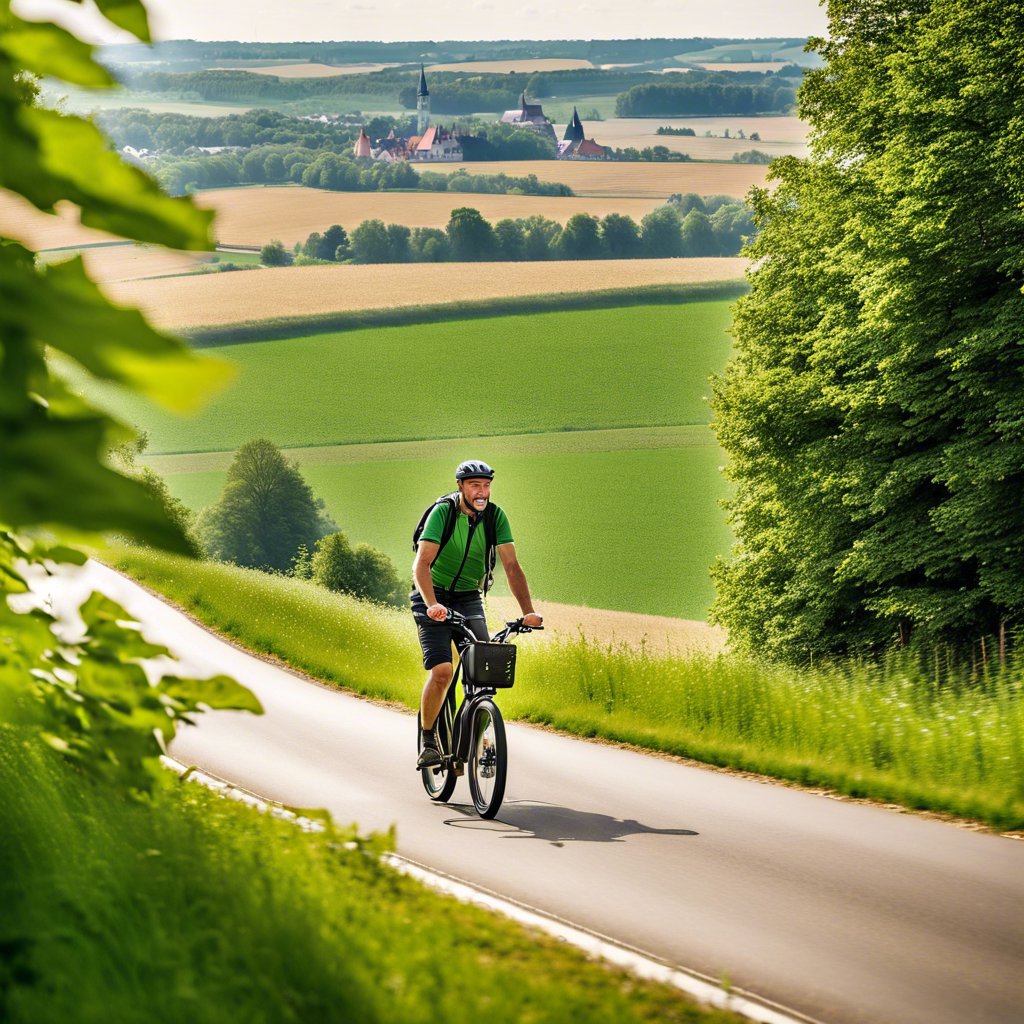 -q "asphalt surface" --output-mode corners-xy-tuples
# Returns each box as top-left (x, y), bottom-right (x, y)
(38, 562), (1024, 1024)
